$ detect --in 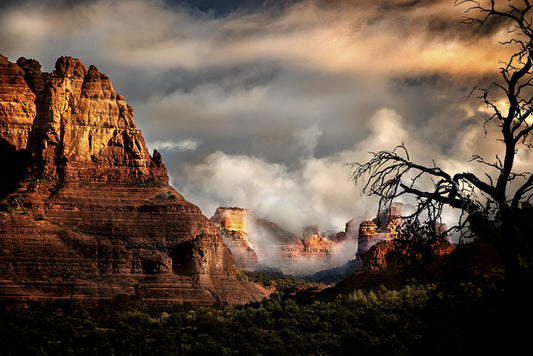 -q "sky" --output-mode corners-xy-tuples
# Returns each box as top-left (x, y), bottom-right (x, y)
(1, 0), (528, 235)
